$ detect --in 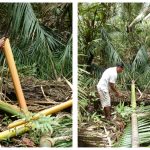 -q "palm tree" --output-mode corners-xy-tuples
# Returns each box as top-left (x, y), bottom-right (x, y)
(0, 3), (72, 80)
